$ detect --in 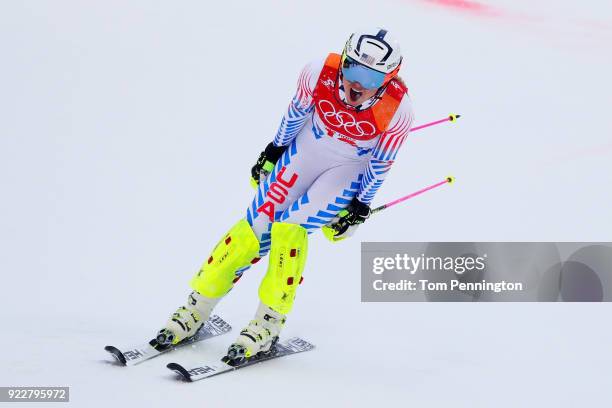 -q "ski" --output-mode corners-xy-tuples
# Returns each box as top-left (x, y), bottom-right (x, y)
(104, 314), (231, 366)
(167, 337), (314, 382)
